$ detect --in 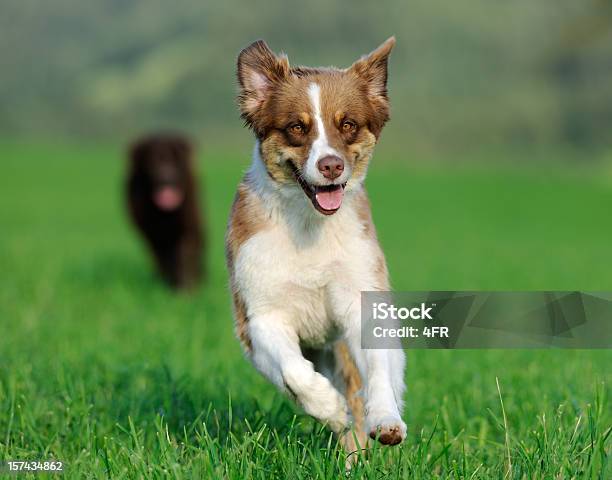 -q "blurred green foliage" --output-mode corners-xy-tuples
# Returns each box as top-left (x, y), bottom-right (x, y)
(1, 0), (611, 153)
